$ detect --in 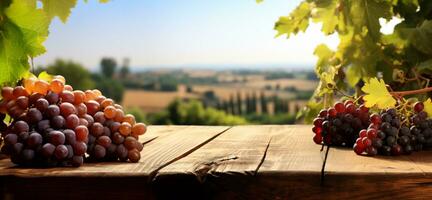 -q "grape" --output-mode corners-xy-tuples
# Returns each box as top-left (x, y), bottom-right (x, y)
(83, 114), (94, 126)
(110, 122), (121, 133)
(135, 142), (144, 151)
(4, 134), (18, 145)
(16, 96), (29, 109)
(93, 89), (102, 97)
(116, 144), (128, 161)
(41, 143), (56, 158)
(49, 131), (65, 146)
(46, 105), (61, 118)
(34, 80), (50, 95)
(119, 122), (132, 136)
(112, 132), (125, 144)
(96, 136), (111, 148)
(22, 149), (35, 161)
(51, 115), (65, 129)
(75, 125), (89, 142)
(79, 118), (89, 127)
(391, 144), (402, 156)
(94, 112), (106, 124)
(64, 85), (74, 91)
(54, 145), (69, 160)
(114, 109), (125, 122)
(104, 106), (117, 119)
(73, 141), (87, 156)
(66, 114), (79, 129)
(60, 91), (75, 104)
(73, 90), (85, 105)
(13, 143), (23, 154)
(60, 102), (77, 117)
(93, 144), (106, 159)
(27, 108), (43, 124)
(71, 156), (84, 167)
(128, 149), (140, 163)
(14, 121), (29, 133)
(366, 146), (377, 156)
(64, 129), (77, 145)
(114, 104), (123, 110)
(18, 132), (29, 142)
(101, 98), (114, 108)
(66, 145), (74, 159)
(124, 136), (137, 150)
(35, 98), (49, 111)
(95, 96), (106, 104)
(123, 114), (136, 125)
(27, 132), (43, 148)
(13, 86), (29, 98)
(23, 78), (36, 94)
(414, 102), (424, 113)
(75, 103), (87, 116)
(334, 102), (345, 113)
(85, 90), (97, 101)
(45, 92), (60, 104)
(370, 114), (381, 125)
(53, 75), (66, 84)
(50, 79), (64, 94)
(90, 122), (104, 137)
(85, 100), (100, 115)
(132, 123), (147, 136)
(103, 126), (111, 137)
